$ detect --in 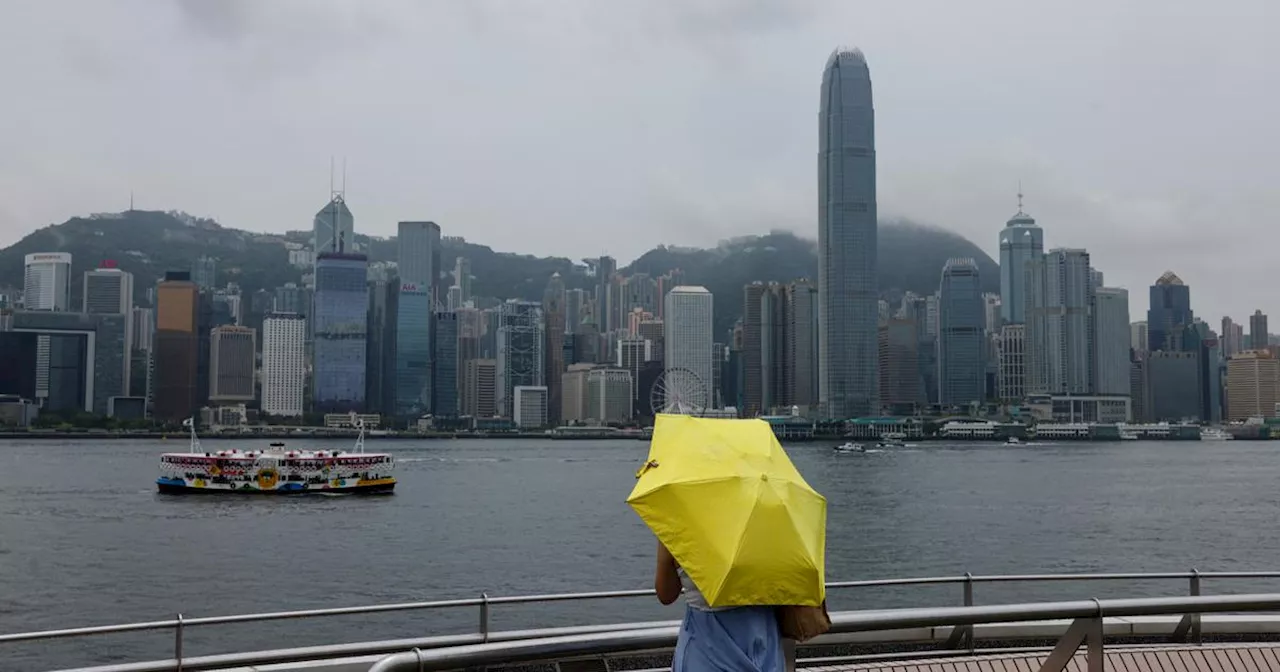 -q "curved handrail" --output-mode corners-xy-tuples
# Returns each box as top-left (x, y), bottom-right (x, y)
(10, 570), (1280, 654)
(366, 592), (1280, 672)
